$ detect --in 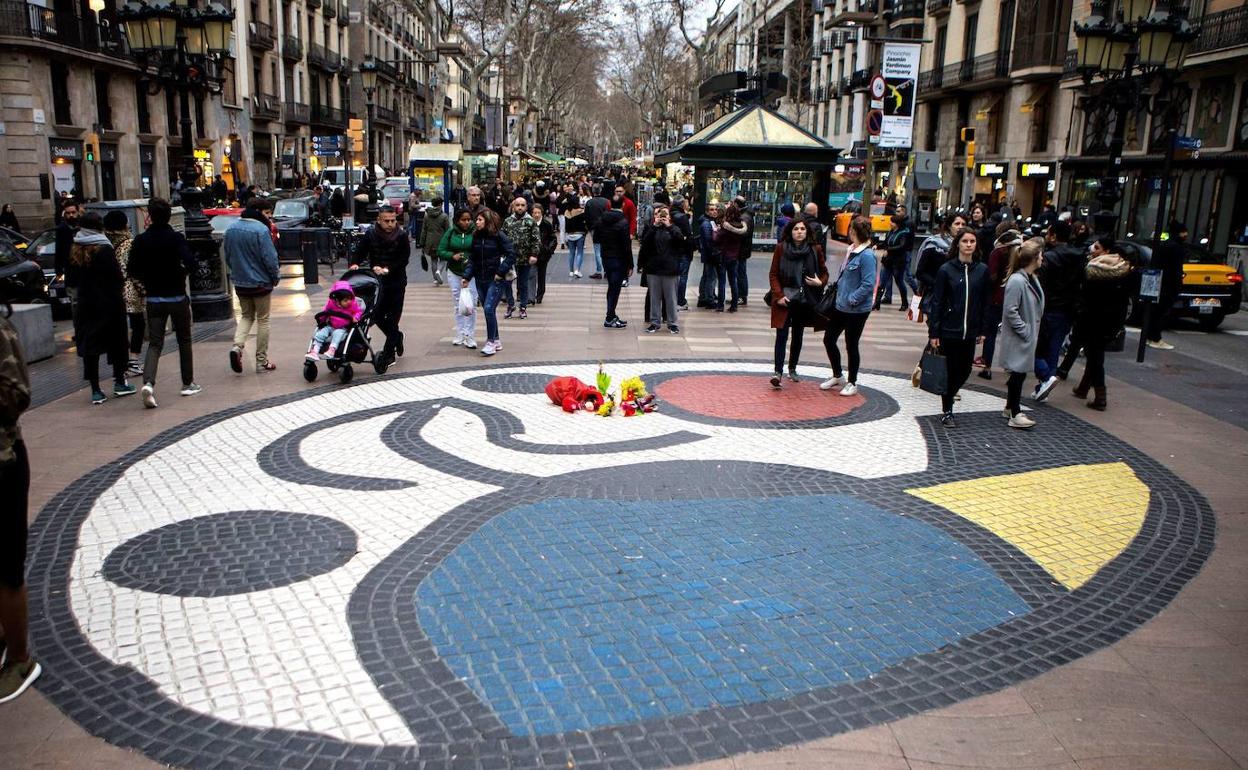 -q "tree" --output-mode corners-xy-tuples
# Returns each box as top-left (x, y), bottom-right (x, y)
(456, 0), (537, 151)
